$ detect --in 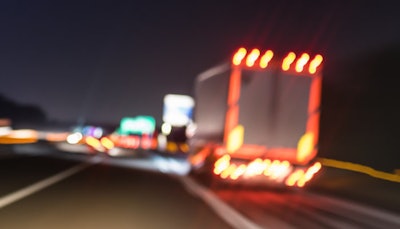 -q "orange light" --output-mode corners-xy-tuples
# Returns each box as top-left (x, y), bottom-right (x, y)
(179, 143), (189, 153)
(297, 162), (322, 187)
(213, 154), (231, 175)
(268, 160), (290, 179)
(282, 52), (296, 71)
(232, 47), (247, 65)
(259, 50), (274, 68)
(270, 160), (291, 179)
(226, 125), (244, 153)
(308, 54), (323, 74)
(86, 136), (101, 148)
(45, 132), (69, 142)
(297, 132), (314, 163)
(220, 164), (237, 179)
(295, 53), (310, 73)
(244, 158), (265, 176)
(266, 160), (279, 177)
(224, 67), (241, 143)
(285, 169), (305, 187)
(189, 147), (210, 167)
(230, 164), (247, 180)
(262, 159), (272, 176)
(245, 49), (260, 67)
(100, 137), (114, 150)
